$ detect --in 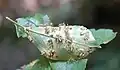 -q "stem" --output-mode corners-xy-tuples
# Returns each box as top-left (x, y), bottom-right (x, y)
(5, 17), (91, 47)
(6, 17), (55, 38)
